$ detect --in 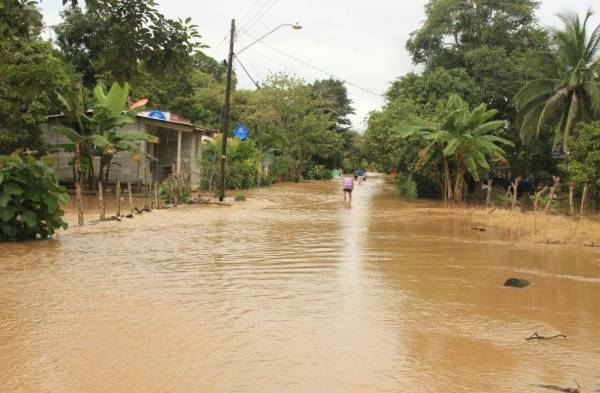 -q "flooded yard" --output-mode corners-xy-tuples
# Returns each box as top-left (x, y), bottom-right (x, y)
(1, 179), (599, 392)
